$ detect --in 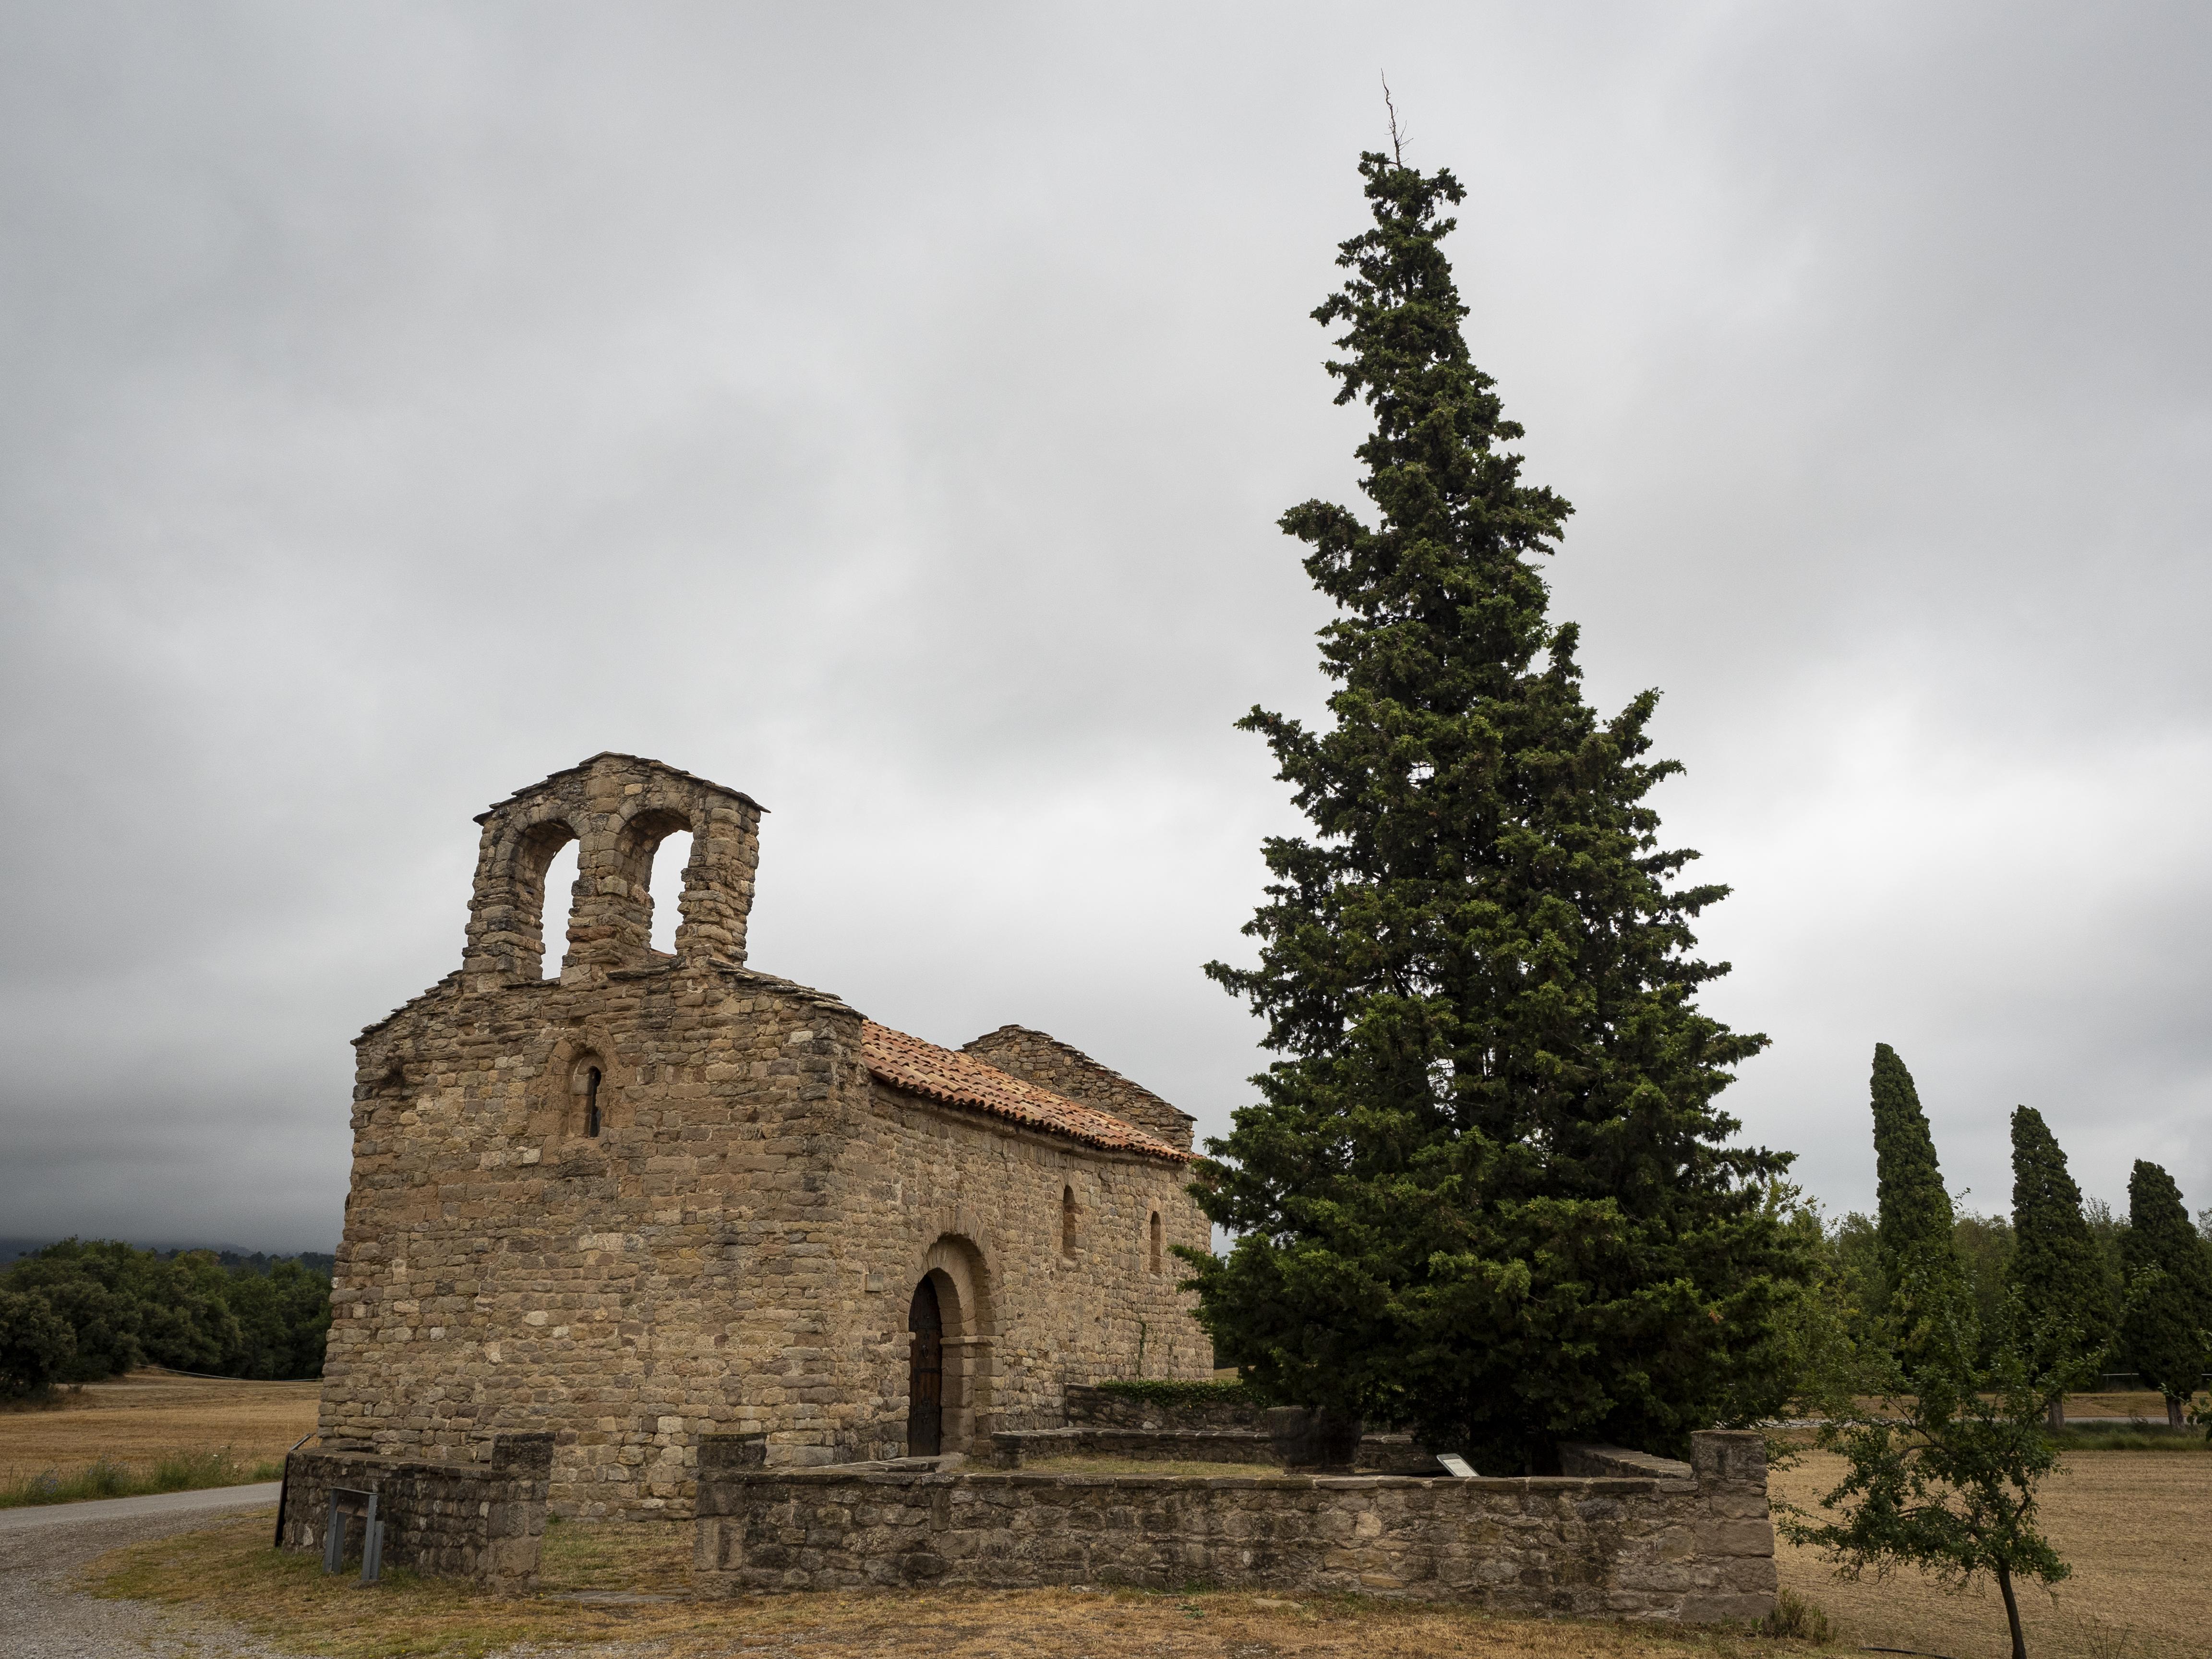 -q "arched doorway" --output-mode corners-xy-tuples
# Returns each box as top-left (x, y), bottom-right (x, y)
(906, 1277), (944, 1457)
